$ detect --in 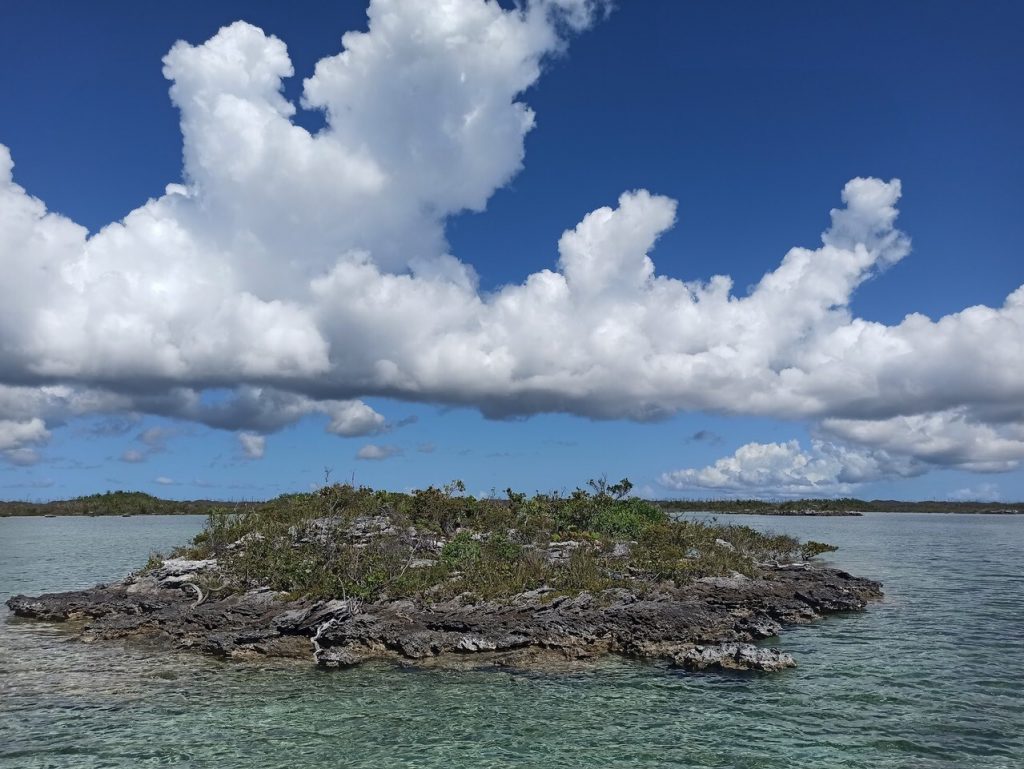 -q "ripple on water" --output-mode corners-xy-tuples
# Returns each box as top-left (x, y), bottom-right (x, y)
(1, 513), (1023, 768)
